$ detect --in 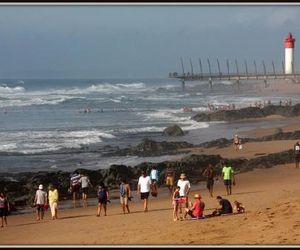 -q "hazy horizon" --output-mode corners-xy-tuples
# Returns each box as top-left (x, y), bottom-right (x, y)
(0, 4), (300, 79)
